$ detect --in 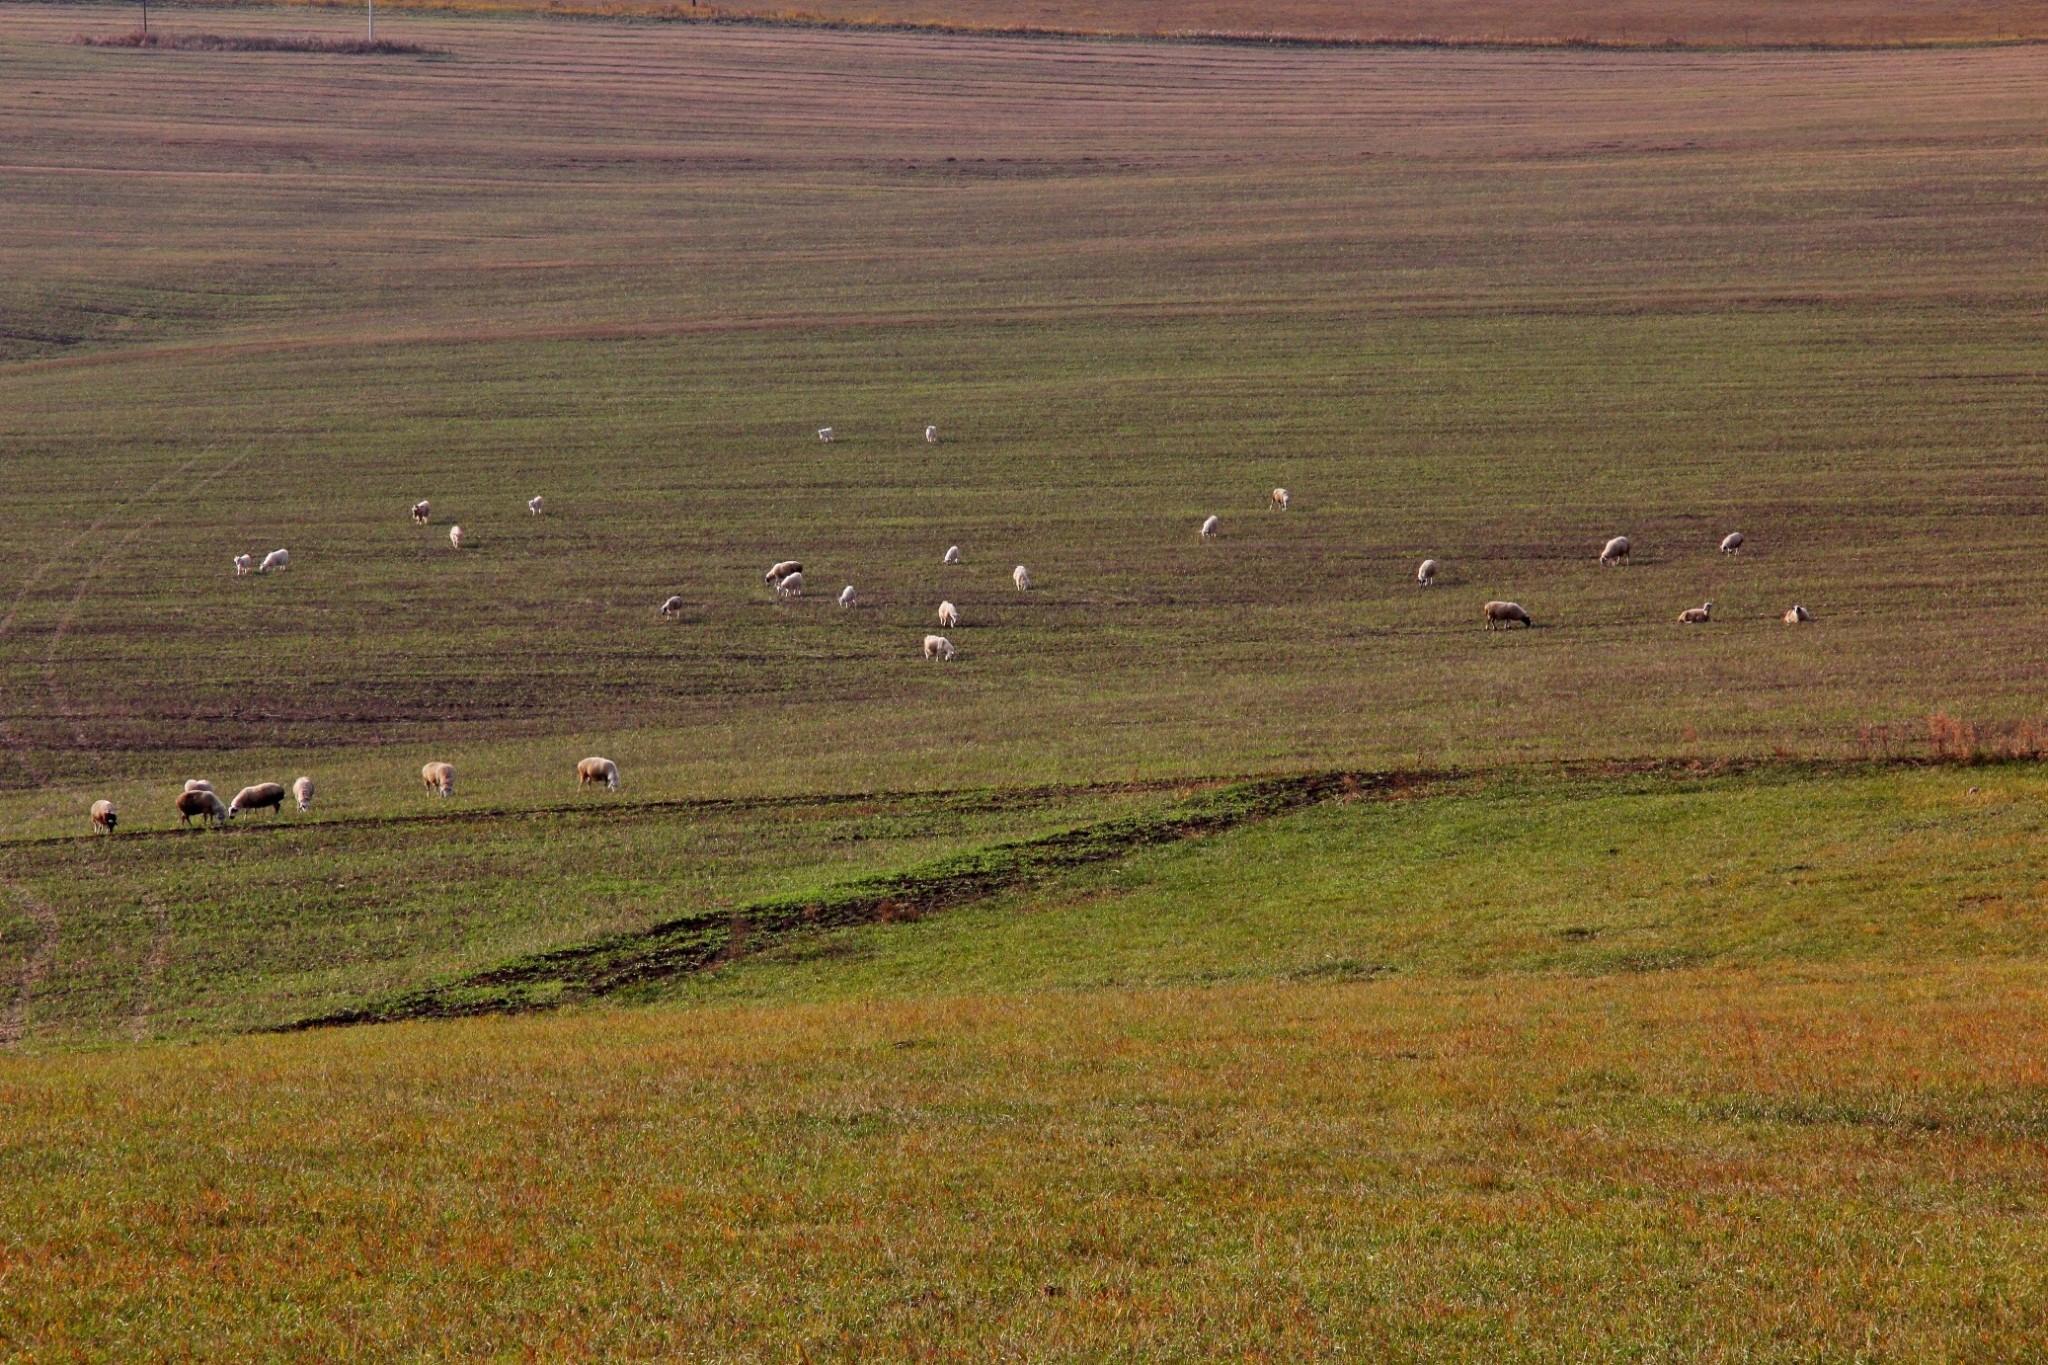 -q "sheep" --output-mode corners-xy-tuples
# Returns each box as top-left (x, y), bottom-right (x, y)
(233, 553), (254, 577)
(528, 495), (545, 516)
(925, 425), (939, 444)
(838, 585), (857, 609)
(229, 782), (288, 819)
(659, 595), (686, 618)
(1483, 600), (1532, 630)
(1417, 558), (1439, 587)
(818, 427), (835, 443)
(943, 545), (962, 565)
(258, 548), (289, 573)
(1013, 565), (1032, 592)
(175, 788), (228, 827)
(937, 601), (961, 628)
(448, 525), (464, 550)
(183, 779), (214, 794)
(776, 571), (805, 600)
(1200, 515), (1220, 540)
(764, 560), (803, 585)
(923, 634), (957, 661)
(411, 500), (431, 524)
(577, 756), (620, 791)
(1720, 531), (1745, 555)
(292, 775), (315, 812)
(421, 762), (456, 797)
(1270, 488), (1290, 511)
(91, 799), (117, 835)
(1783, 604), (1812, 624)
(1599, 536), (1631, 566)
(1678, 600), (1714, 624)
